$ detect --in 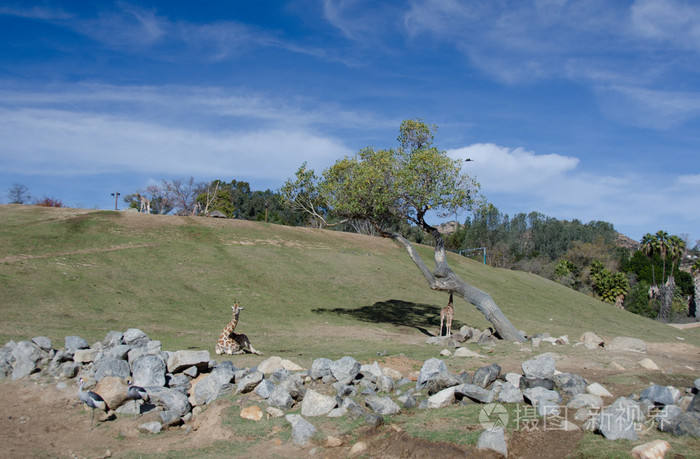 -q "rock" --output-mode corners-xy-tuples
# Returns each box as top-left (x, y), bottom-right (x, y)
(266, 406), (285, 418)
(12, 341), (45, 364)
(330, 356), (361, 382)
(638, 358), (659, 370)
(123, 328), (150, 347)
(350, 442), (368, 455)
(301, 389), (337, 417)
(94, 358), (131, 381)
(382, 367), (403, 380)
(668, 411), (700, 437)
(417, 358), (447, 389)
(131, 355), (167, 388)
(440, 349), (451, 357)
(73, 348), (99, 364)
(376, 374), (395, 393)
(477, 429), (508, 457)
(522, 355), (556, 379)
(580, 332), (604, 349)
(65, 336), (89, 351)
(498, 382), (524, 404)
(258, 356), (284, 374)
(504, 373), (521, 388)
(240, 405), (263, 421)
(138, 421), (162, 434)
(159, 410), (182, 427)
(167, 374), (191, 394)
(640, 385), (676, 406)
(59, 362), (80, 378)
(655, 405), (682, 428)
(279, 374), (305, 401)
(689, 392), (700, 412)
(327, 407), (348, 418)
(192, 365), (235, 405)
(285, 414), (316, 445)
(102, 331), (124, 348)
(11, 358), (37, 380)
(426, 386), (456, 409)
(254, 379), (275, 399)
(611, 361), (626, 371)
(453, 348), (483, 358)
(455, 384), (495, 404)
(94, 376), (129, 410)
(587, 382), (613, 398)
(310, 358), (333, 380)
(606, 336), (647, 353)
(473, 363), (501, 388)
(325, 435), (343, 447)
(631, 440), (671, 459)
(424, 371), (462, 395)
(519, 377), (554, 391)
(552, 372), (587, 396)
(266, 385), (294, 410)
(236, 371), (263, 394)
(694, 378), (700, 391)
(148, 387), (191, 417)
(365, 413), (384, 428)
(166, 350), (210, 373)
(567, 393), (604, 410)
(598, 397), (644, 441)
(537, 399), (561, 417)
(31, 336), (52, 352)
(364, 395), (400, 415)
(523, 387), (562, 405)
